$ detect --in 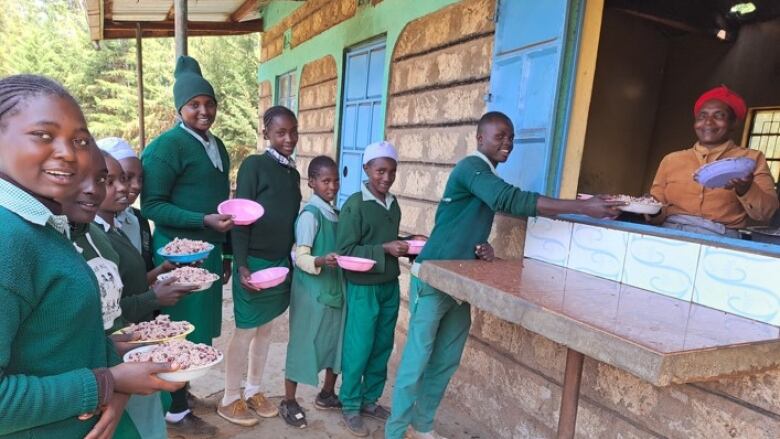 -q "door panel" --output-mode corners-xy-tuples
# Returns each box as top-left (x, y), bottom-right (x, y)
(489, 0), (576, 195)
(338, 38), (387, 206)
